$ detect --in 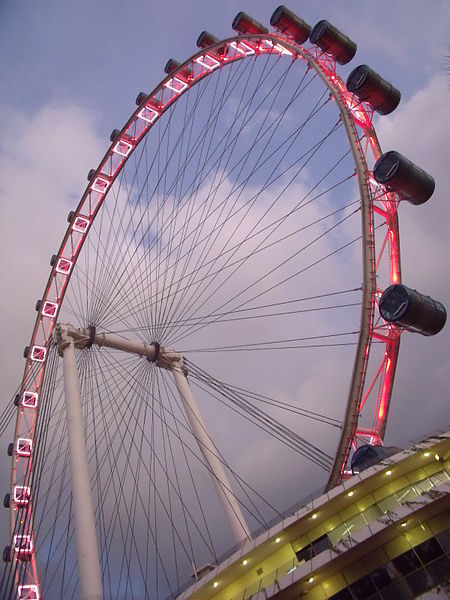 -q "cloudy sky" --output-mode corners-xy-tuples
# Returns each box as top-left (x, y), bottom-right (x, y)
(0, 0), (449, 593)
